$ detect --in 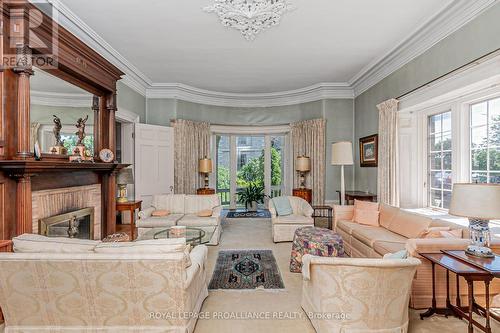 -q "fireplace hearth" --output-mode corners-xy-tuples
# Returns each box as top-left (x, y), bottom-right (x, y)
(39, 208), (94, 239)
